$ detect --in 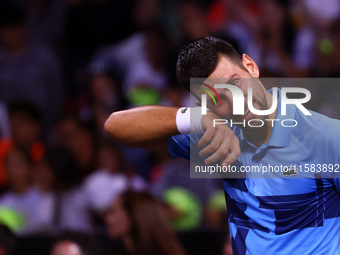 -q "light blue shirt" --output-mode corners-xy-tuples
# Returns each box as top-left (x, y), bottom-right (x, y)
(168, 89), (340, 255)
